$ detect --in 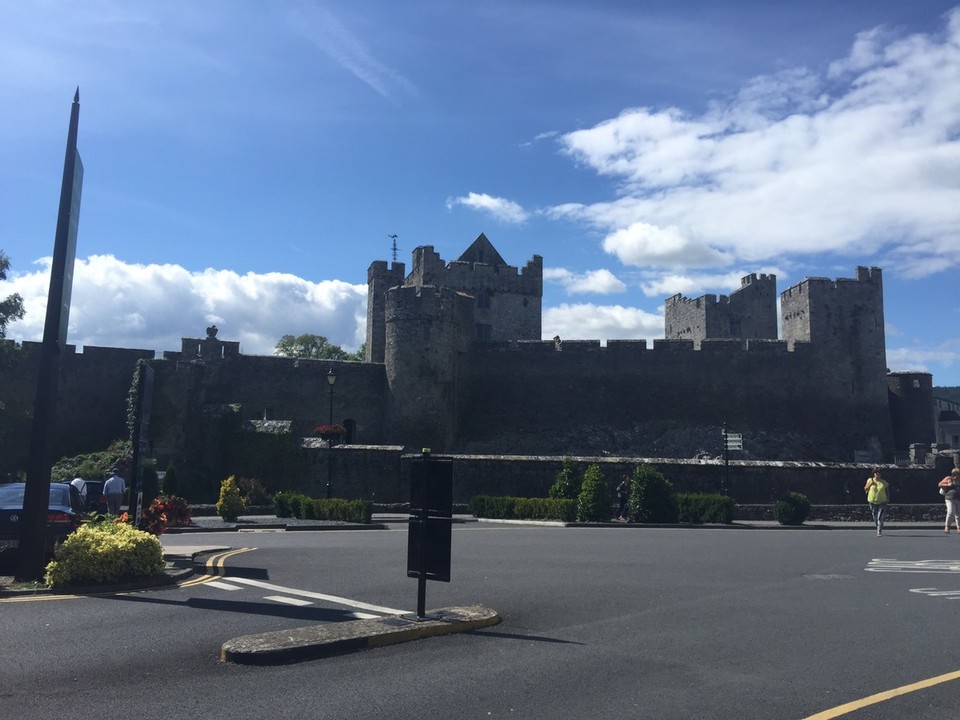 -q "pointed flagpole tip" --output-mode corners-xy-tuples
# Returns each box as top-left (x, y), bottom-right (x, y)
(74, 87), (80, 102)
